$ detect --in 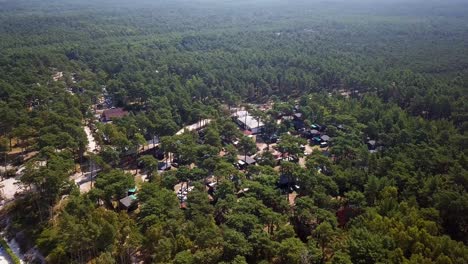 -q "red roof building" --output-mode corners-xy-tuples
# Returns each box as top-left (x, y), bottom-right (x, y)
(101, 108), (129, 122)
